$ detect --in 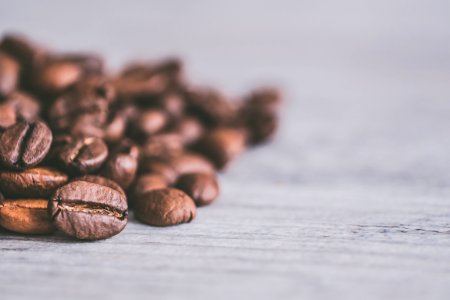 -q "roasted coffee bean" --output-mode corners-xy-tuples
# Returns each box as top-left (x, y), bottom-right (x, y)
(4, 91), (41, 122)
(168, 152), (215, 176)
(55, 53), (104, 75)
(0, 103), (16, 130)
(48, 81), (109, 132)
(170, 117), (204, 145)
(32, 60), (81, 95)
(241, 107), (278, 144)
(101, 140), (139, 190)
(49, 179), (128, 240)
(138, 160), (178, 184)
(131, 174), (167, 197)
(140, 133), (184, 160)
(158, 91), (186, 118)
(0, 120), (52, 170)
(0, 52), (19, 98)
(131, 109), (168, 138)
(0, 198), (55, 234)
(175, 173), (220, 207)
(134, 188), (196, 226)
(103, 110), (128, 143)
(0, 167), (68, 198)
(194, 128), (247, 170)
(245, 87), (282, 112)
(185, 87), (237, 126)
(57, 136), (108, 174)
(0, 34), (47, 71)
